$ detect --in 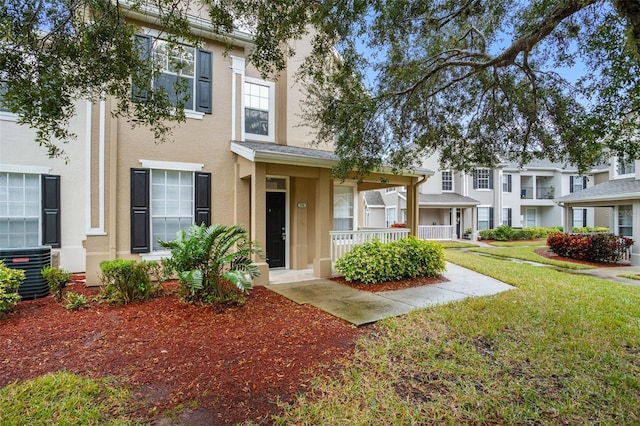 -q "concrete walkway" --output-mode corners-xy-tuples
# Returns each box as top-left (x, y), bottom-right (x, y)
(266, 262), (514, 326)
